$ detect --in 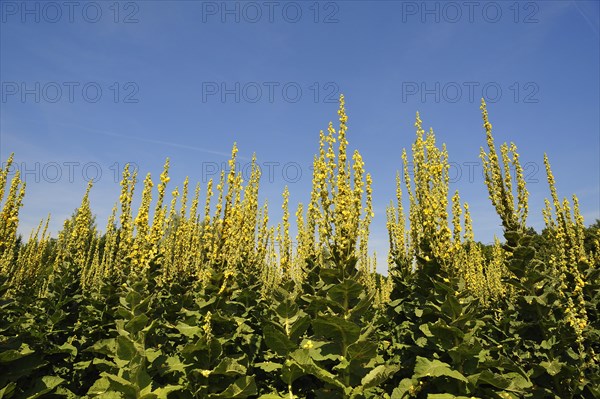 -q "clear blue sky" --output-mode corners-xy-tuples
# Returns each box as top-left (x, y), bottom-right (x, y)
(1, 0), (599, 274)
